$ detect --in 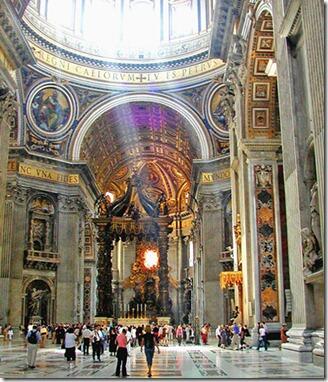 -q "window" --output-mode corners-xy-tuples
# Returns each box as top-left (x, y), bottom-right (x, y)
(124, 0), (160, 47)
(170, 1), (194, 39)
(83, 0), (120, 43)
(46, 0), (76, 30)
